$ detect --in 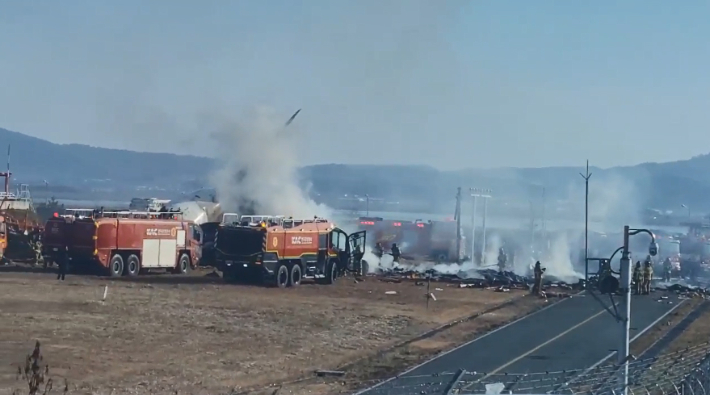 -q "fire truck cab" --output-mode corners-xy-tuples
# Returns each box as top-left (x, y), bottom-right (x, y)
(42, 208), (94, 266)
